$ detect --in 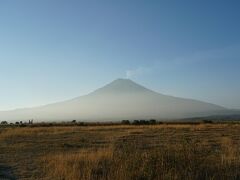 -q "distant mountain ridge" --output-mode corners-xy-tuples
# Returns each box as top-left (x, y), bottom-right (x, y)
(0, 79), (238, 122)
